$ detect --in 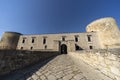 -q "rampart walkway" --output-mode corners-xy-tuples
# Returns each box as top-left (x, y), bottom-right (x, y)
(1, 54), (113, 80)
